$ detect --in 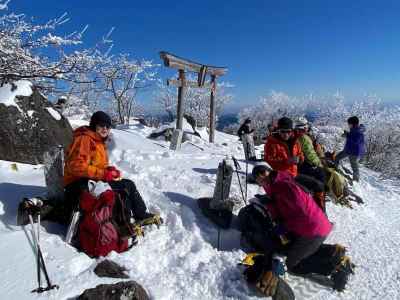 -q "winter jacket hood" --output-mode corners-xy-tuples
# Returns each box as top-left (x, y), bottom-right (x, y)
(344, 124), (365, 157)
(264, 134), (304, 177)
(63, 126), (109, 186)
(263, 171), (332, 238)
